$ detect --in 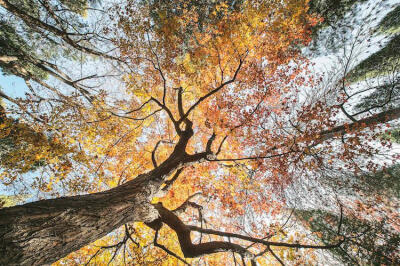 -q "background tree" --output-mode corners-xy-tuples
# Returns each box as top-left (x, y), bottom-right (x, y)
(292, 0), (400, 264)
(0, 0), (120, 122)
